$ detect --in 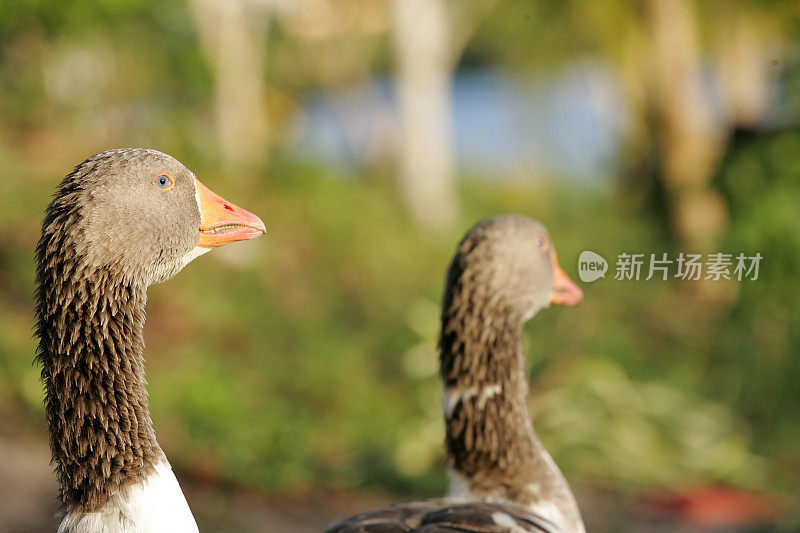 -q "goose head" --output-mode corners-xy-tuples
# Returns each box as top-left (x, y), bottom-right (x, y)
(54, 148), (265, 286)
(450, 215), (582, 323)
